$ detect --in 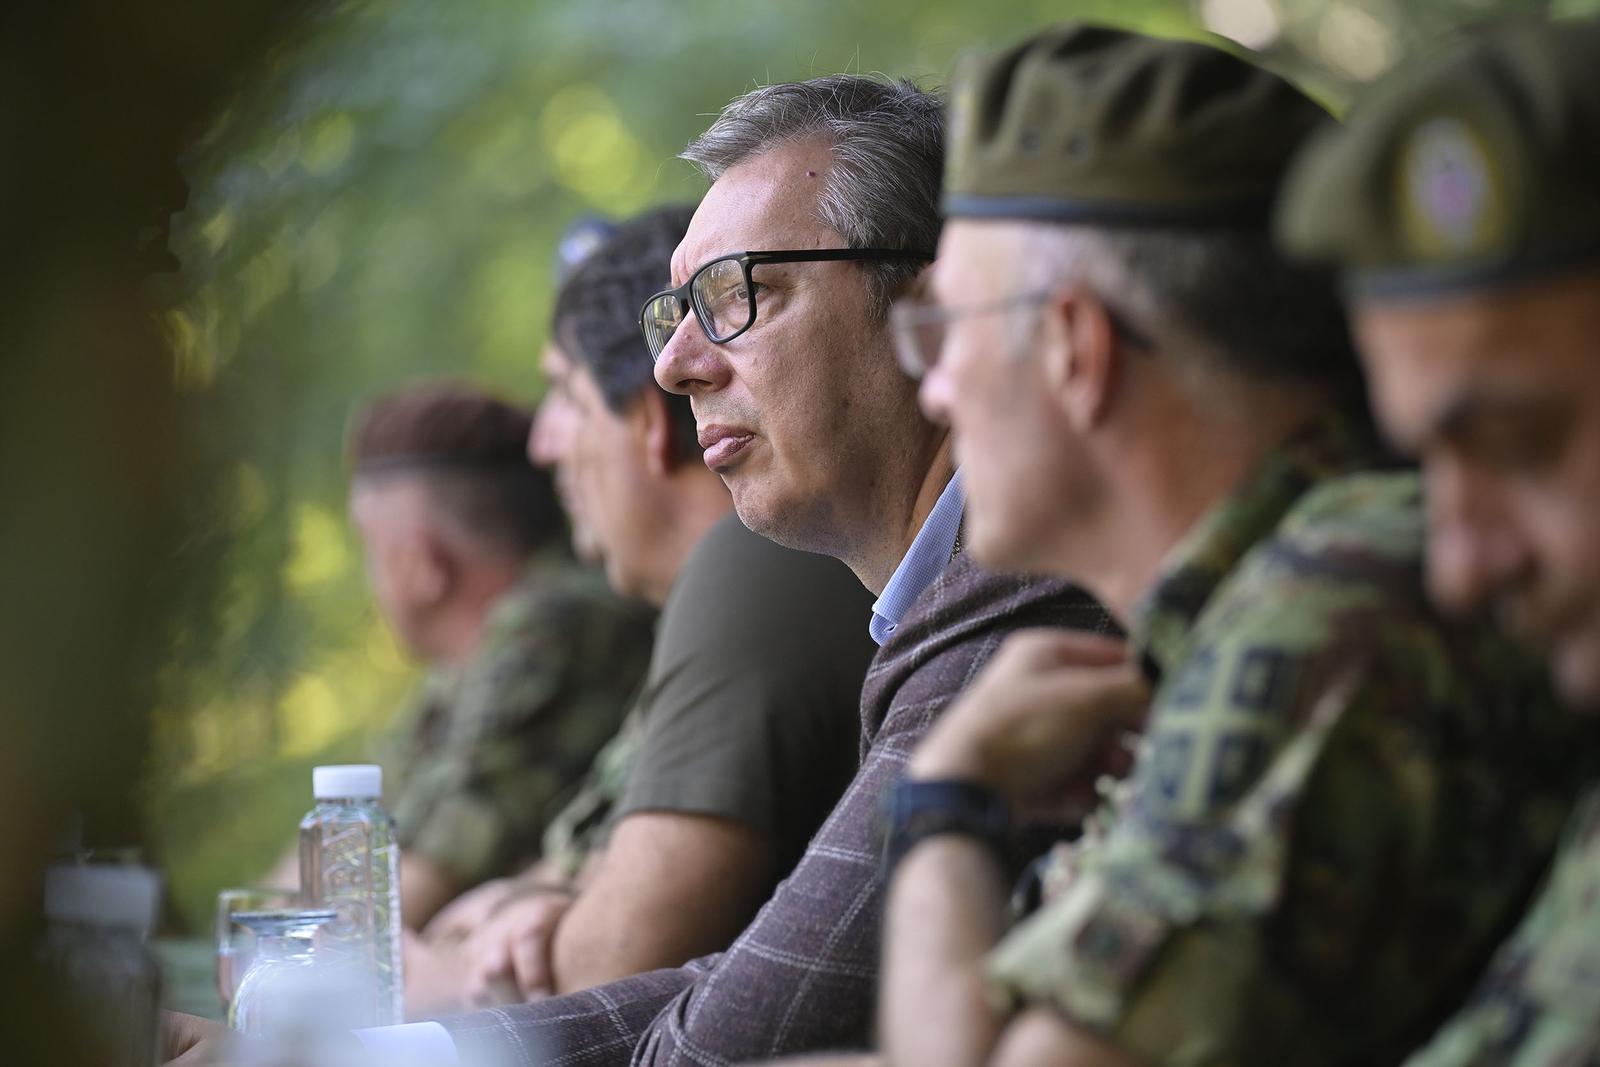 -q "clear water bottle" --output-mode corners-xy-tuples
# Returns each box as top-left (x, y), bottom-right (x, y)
(299, 764), (403, 1027)
(38, 864), (163, 1067)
